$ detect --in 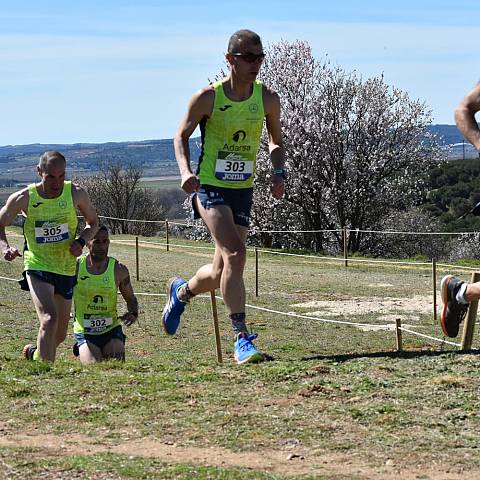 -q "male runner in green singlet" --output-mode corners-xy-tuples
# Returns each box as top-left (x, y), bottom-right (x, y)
(162, 29), (286, 364)
(440, 82), (480, 338)
(0, 151), (99, 362)
(72, 226), (139, 364)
